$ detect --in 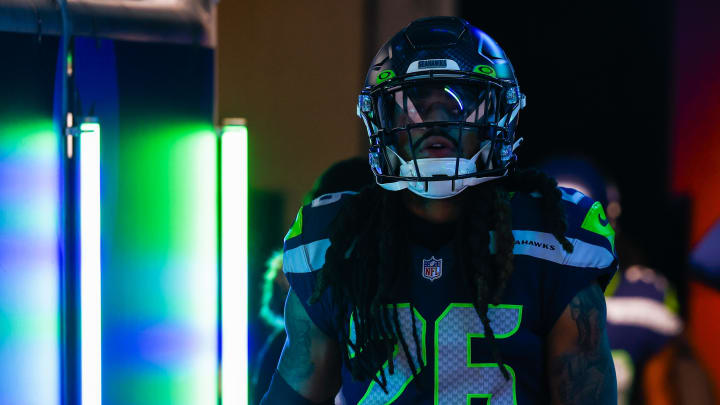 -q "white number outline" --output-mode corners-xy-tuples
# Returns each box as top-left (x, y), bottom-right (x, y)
(434, 303), (522, 405)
